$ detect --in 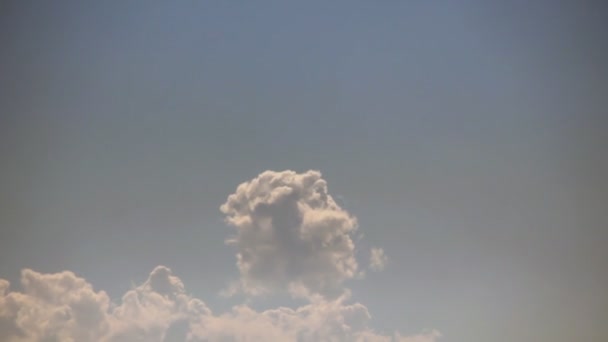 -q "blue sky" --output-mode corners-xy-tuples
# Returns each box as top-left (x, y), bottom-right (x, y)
(1, 1), (607, 341)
